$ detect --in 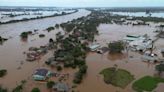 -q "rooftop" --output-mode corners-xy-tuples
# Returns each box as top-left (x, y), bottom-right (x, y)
(34, 68), (49, 76)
